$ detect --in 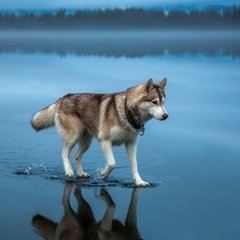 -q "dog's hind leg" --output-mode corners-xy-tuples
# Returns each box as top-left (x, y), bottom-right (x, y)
(60, 125), (81, 177)
(62, 135), (79, 177)
(56, 113), (82, 177)
(100, 141), (116, 179)
(74, 131), (93, 178)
